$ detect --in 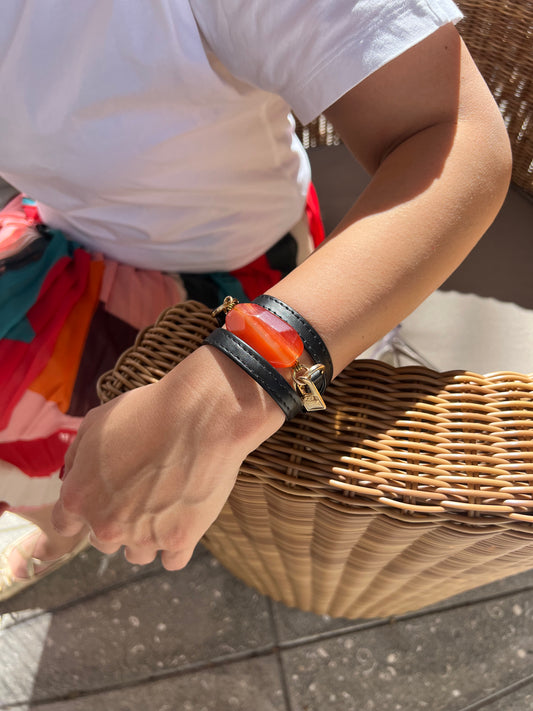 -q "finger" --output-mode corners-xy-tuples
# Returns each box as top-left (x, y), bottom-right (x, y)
(51, 498), (86, 537)
(61, 429), (84, 478)
(123, 545), (158, 566)
(88, 532), (123, 556)
(58, 429), (85, 485)
(160, 547), (194, 571)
